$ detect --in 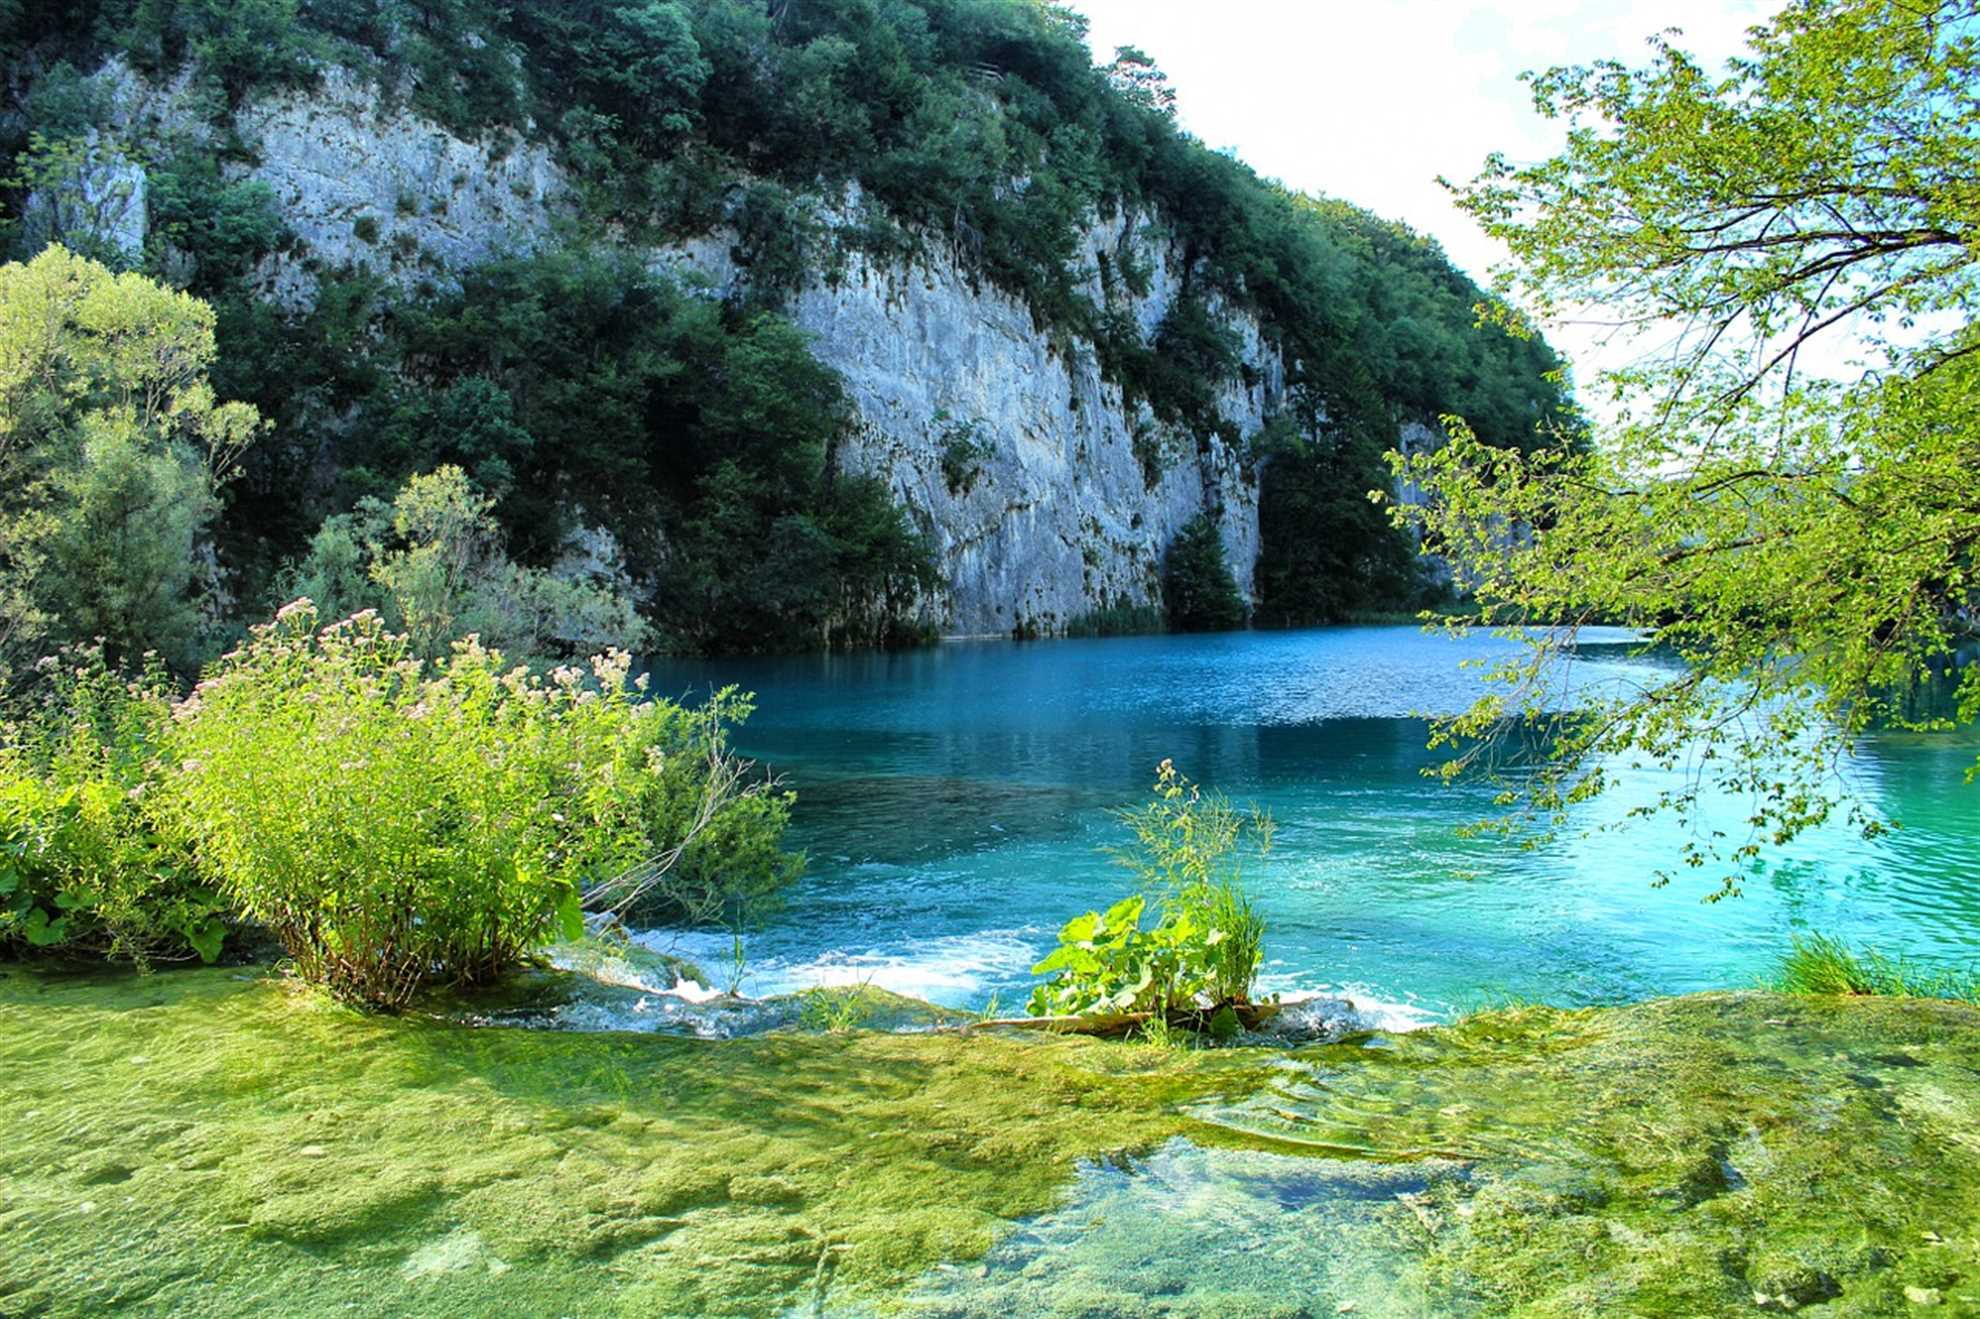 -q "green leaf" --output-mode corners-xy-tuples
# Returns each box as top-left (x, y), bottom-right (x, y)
(1030, 946), (1074, 976)
(1058, 911), (1100, 943)
(23, 907), (67, 947)
(1101, 895), (1144, 931)
(554, 886), (586, 943)
(186, 918), (226, 964)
